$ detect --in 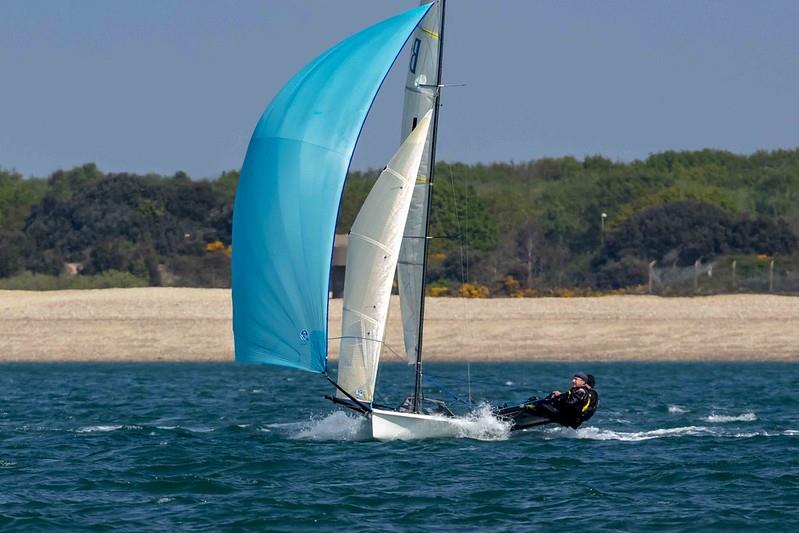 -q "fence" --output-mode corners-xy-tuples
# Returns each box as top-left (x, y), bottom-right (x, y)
(648, 255), (799, 295)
